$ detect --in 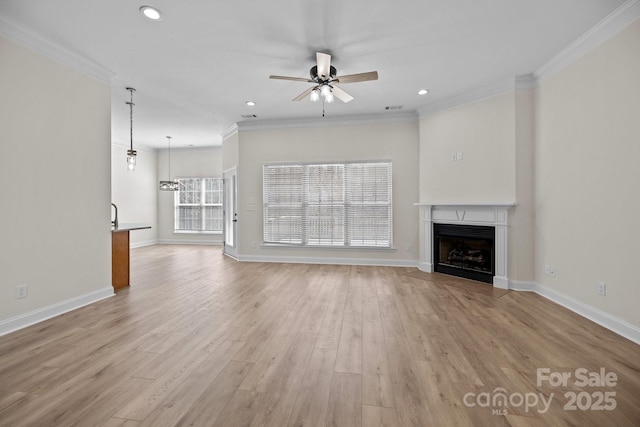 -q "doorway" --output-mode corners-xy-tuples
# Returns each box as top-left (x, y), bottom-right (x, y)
(223, 167), (238, 259)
